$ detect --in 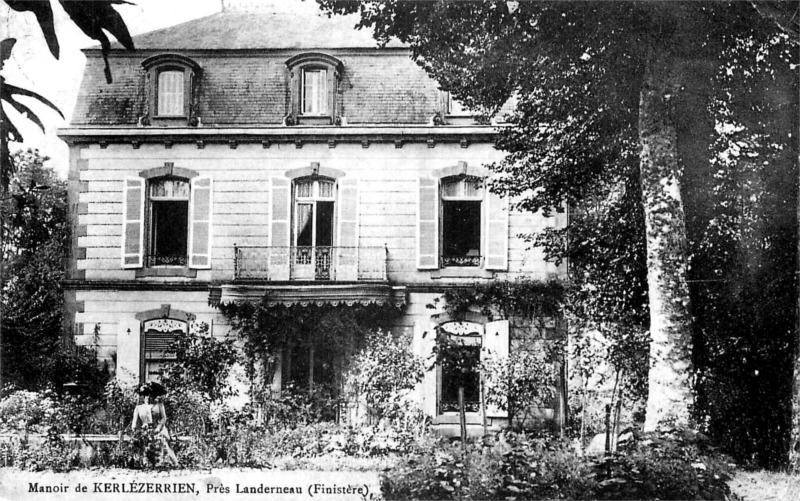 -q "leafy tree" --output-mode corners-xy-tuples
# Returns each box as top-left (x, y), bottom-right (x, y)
(1, 0), (134, 190)
(344, 329), (424, 425)
(319, 0), (797, 434)
(1, 149), (69, 389)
